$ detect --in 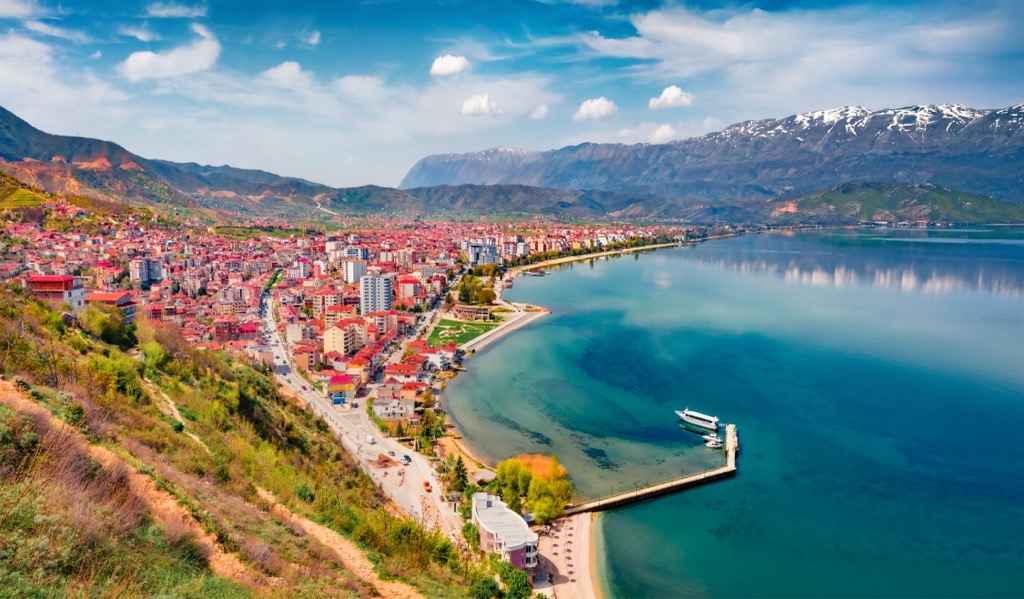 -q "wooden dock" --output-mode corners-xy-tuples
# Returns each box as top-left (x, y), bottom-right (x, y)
(564, 424), (738, 516)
